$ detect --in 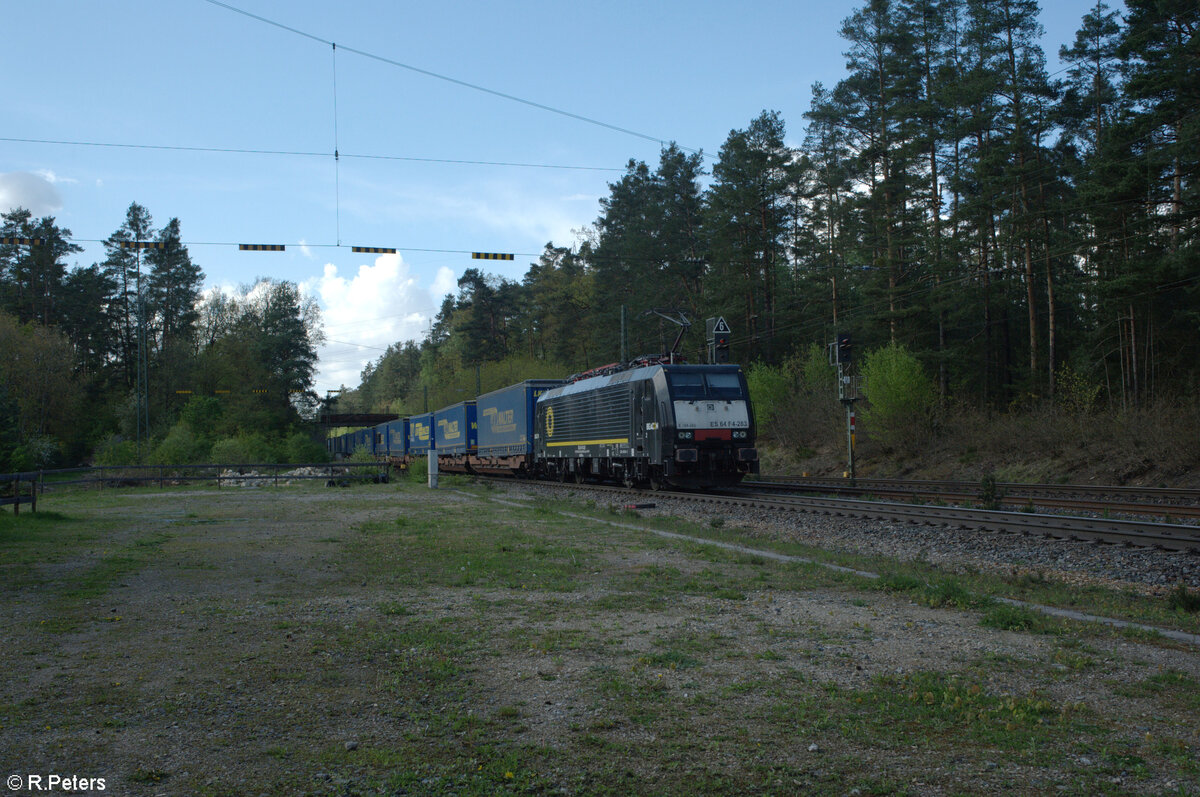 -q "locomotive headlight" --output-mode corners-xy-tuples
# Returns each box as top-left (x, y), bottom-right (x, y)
(677, 430), (693, 440)
(733, 430), (747, 439)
